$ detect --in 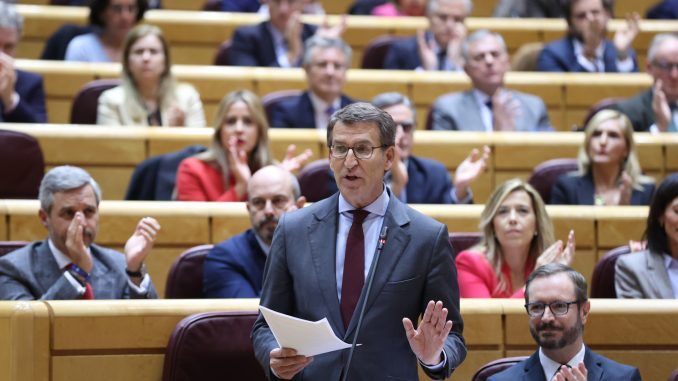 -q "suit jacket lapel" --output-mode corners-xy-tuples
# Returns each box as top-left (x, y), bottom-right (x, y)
(463, 91), (485, 131)
(646, 251), (674, 298)
(307, 194), (345, 335)
(584, 347), (604, 381)
(299, 92), (316, 128)
(578, 173), (596, 205)
(345, 196), (411, 337)
(33, 240), (64, 294)
(261, 22), (279, 67)
(522, 351), (547, 381)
